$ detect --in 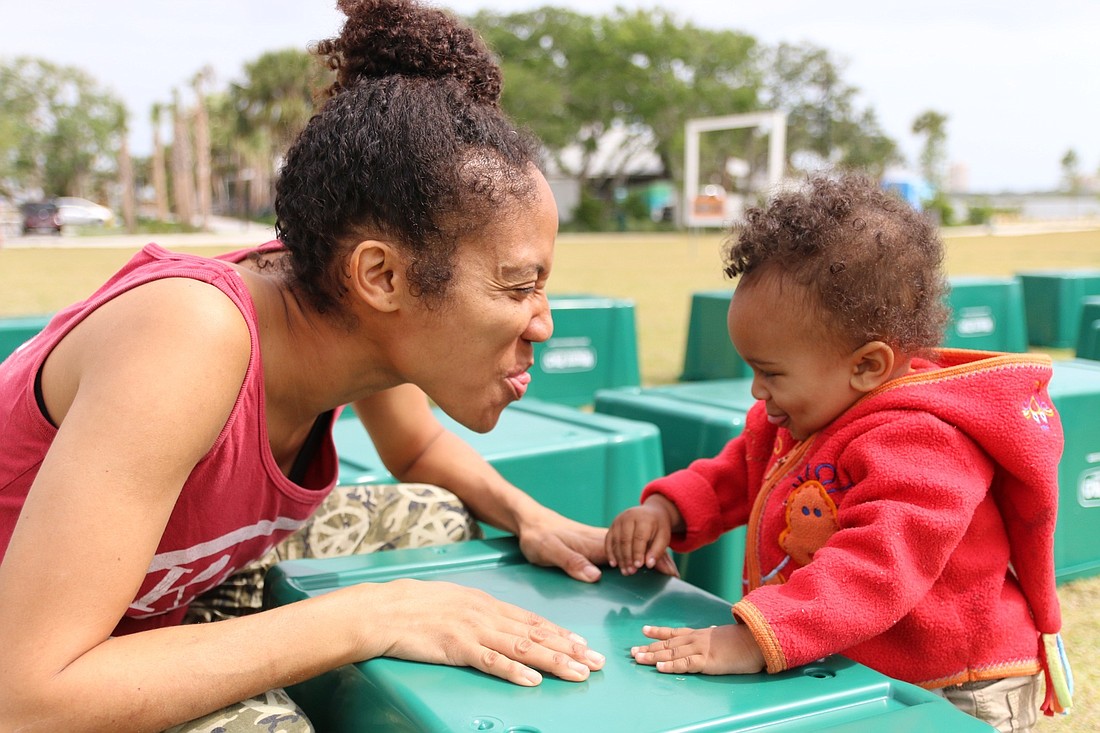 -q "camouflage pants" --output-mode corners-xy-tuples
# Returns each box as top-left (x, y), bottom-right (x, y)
(166, 483), (481, 733)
